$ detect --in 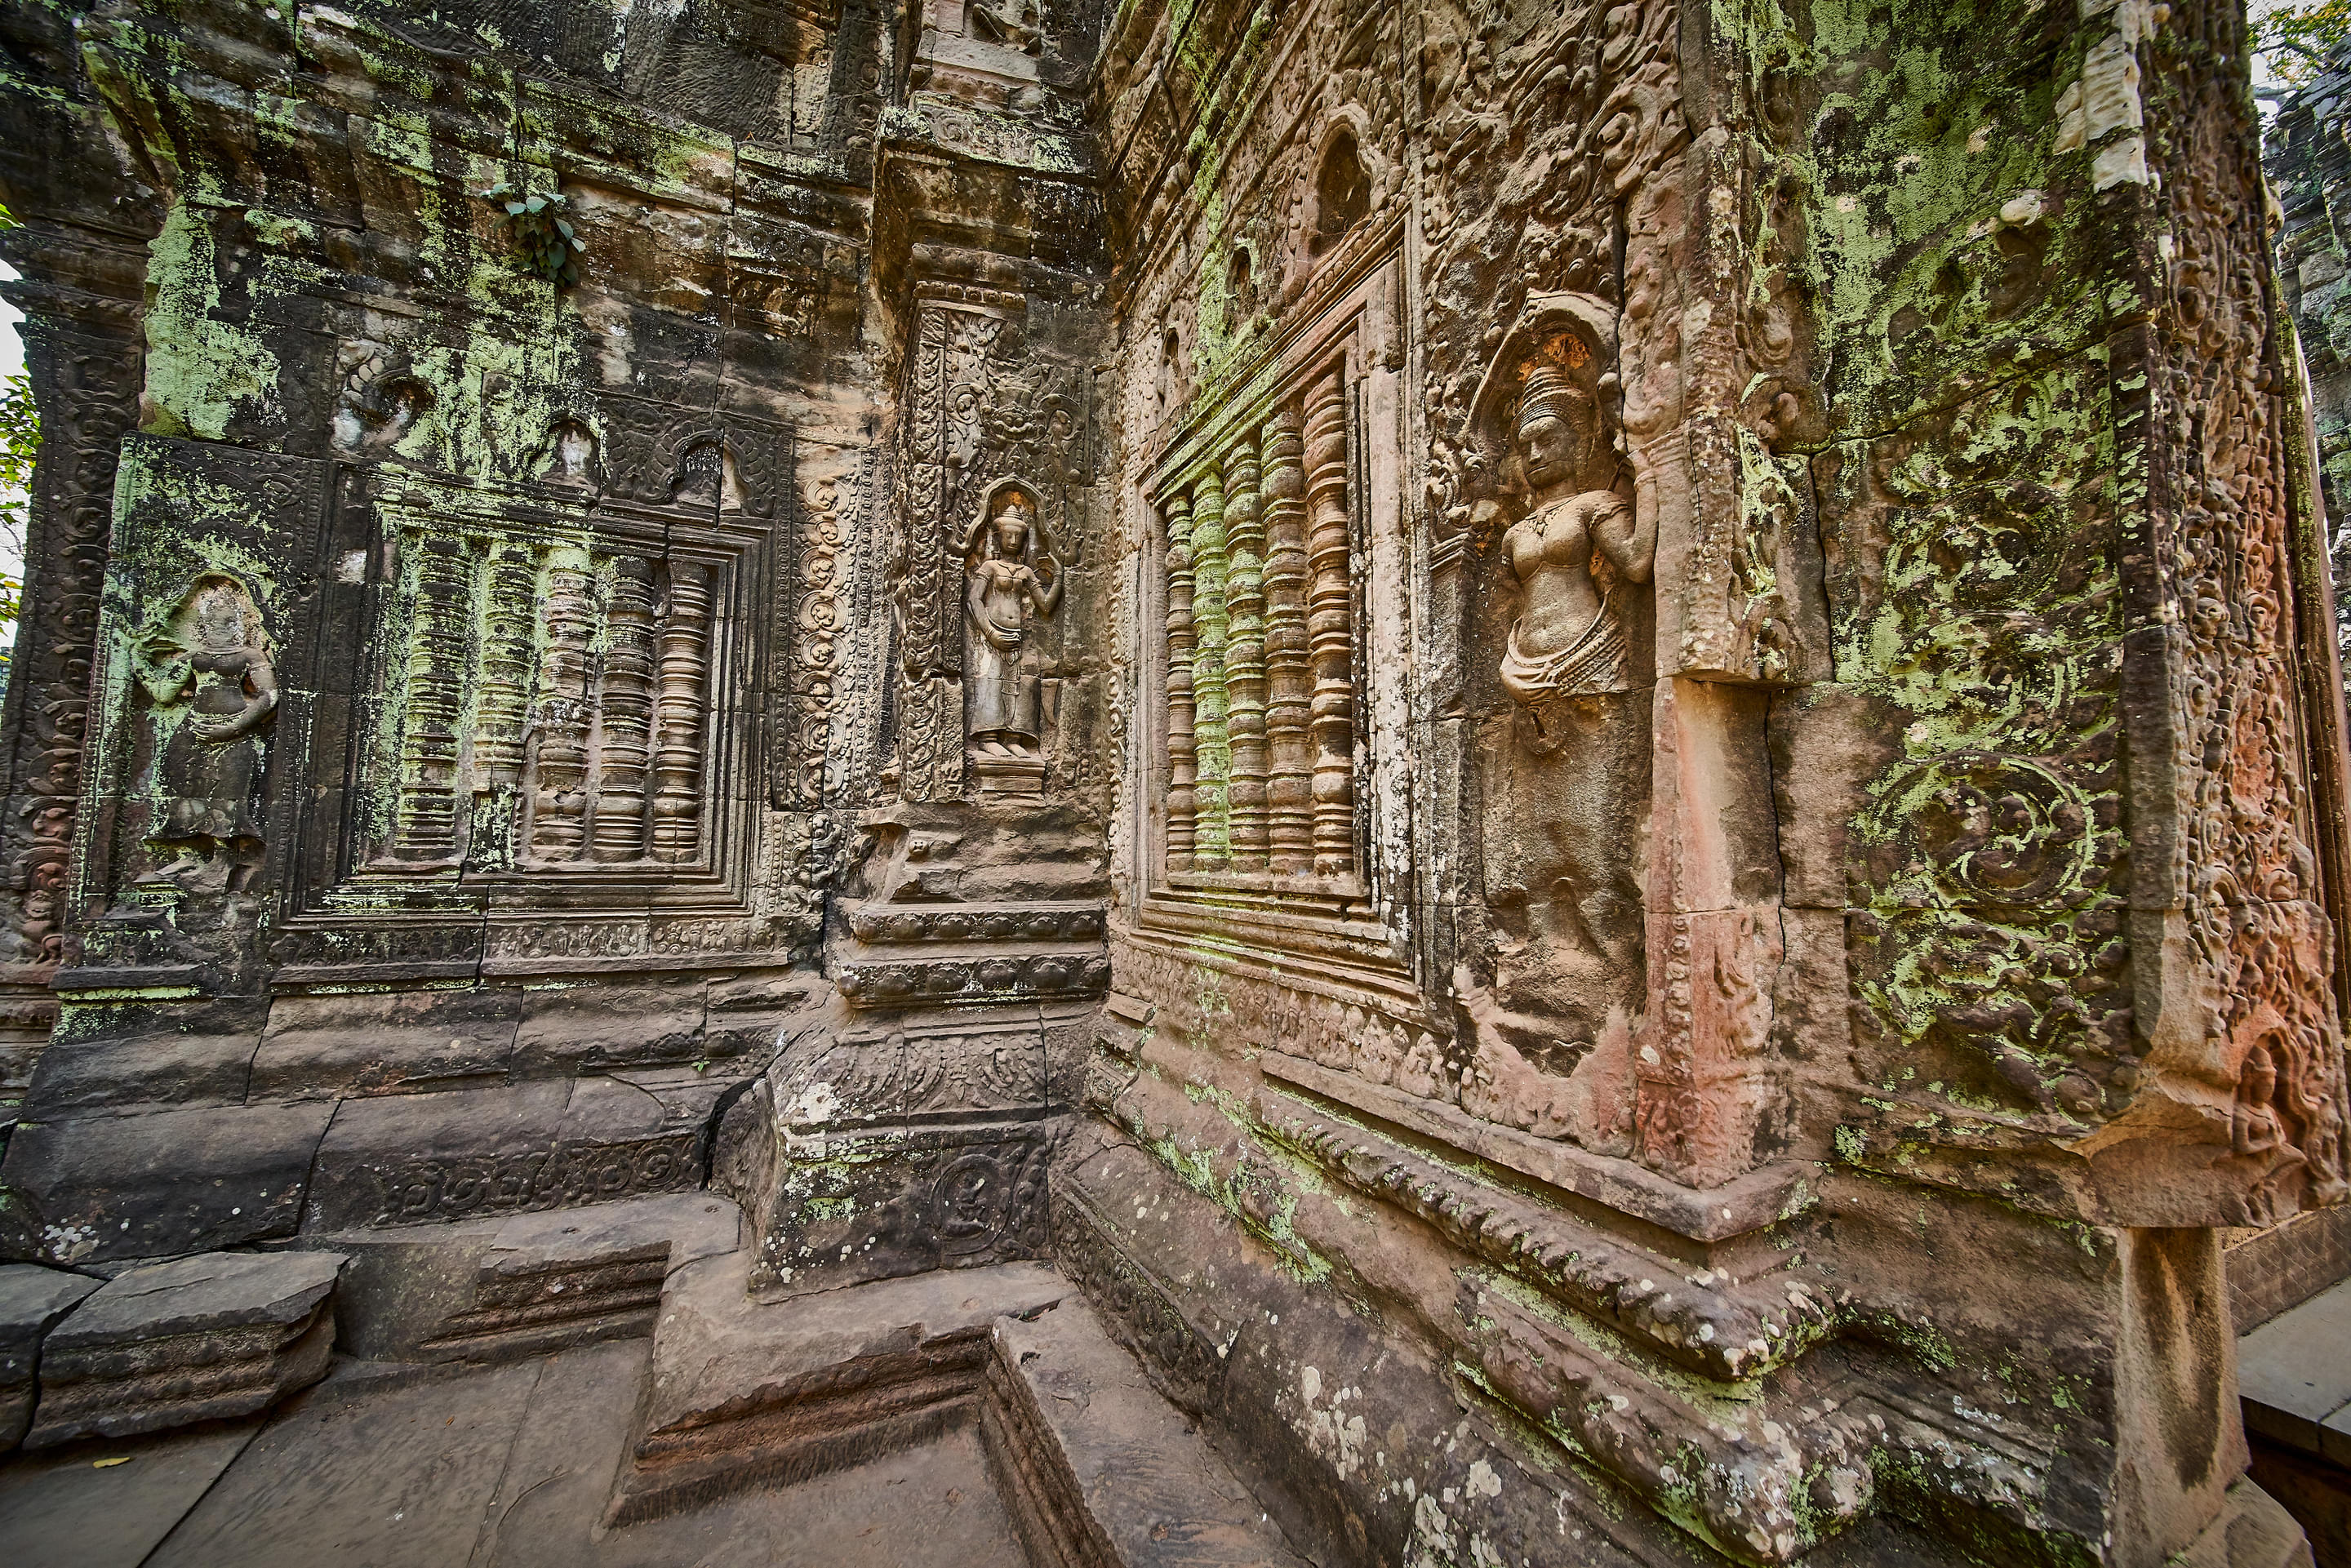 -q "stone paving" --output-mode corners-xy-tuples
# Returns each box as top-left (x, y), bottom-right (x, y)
(0, 1339), (1027, 1568)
